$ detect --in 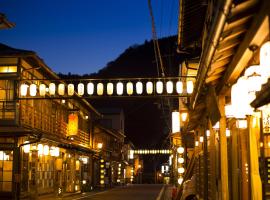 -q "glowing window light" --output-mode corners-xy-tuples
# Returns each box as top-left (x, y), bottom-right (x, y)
(226, 129), (231, 137)
(206, 130), (210, 137)
(161, 165), (165, 173)
(177, 147), (184, 154)
(97, 83), (104, 95)
(23, 141), (30, 153)
(77, 83), (84, 96)
(107, 82), (114, 95)
(54, 147), (60, 157)
(39, 84), (46, 96)
(49, 83), (56, 95)
(38, 144), (44, 156)
(195, 141), (199, 146)
(176, 81), (183, 94)
(43, 145), (49, 156)
(187, 80), (194, 94)
(200, 136), (204, 143)
(260, 41), (270, 82)
(236, 119), (247, 129)
(136, 81), (143, 94)
(172, 111), (180, 133)
(146, 81), (153, 94)
(117, 82), (124, 95)
(68, 84), (74, 96)
(87, 82), (94, 95)
(181, 112), (188, 122)
(20, 84), (28, 96)
(178, 167), (185, 174)
(30, 84), (37, 96)
(178, 177), (183, 185)
(166, 81), (173, 94)
(156, 81), (163, 94)
(58, 83), (65, 96)
(126, 82), (133, 95)
(178, 157), (184, 164)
